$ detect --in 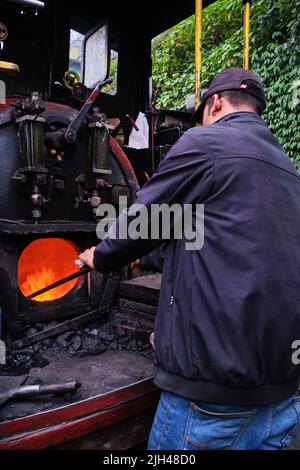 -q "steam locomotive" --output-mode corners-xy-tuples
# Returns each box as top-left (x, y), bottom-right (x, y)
(0, 0), (195, 449)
